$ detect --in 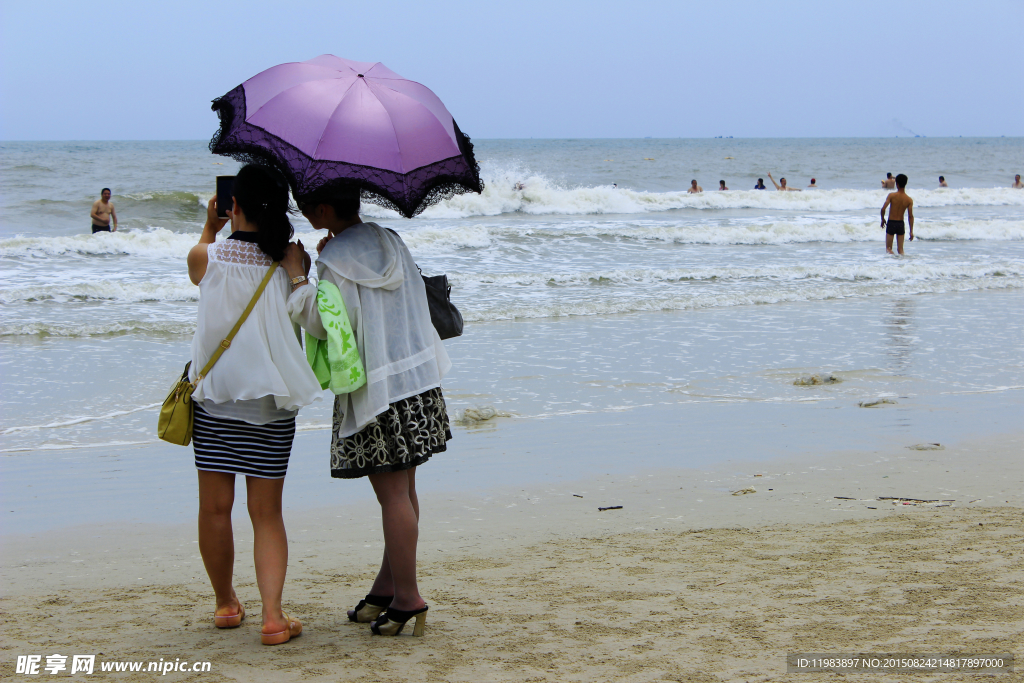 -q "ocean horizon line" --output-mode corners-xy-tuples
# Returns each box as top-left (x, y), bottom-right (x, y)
(3, 135), (1022, 144)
